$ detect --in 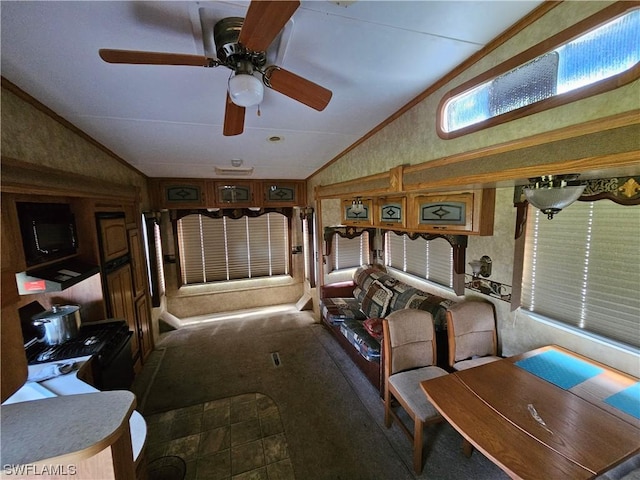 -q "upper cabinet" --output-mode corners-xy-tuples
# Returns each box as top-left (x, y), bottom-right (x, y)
(156, 180), (207, 209)
(341, 198), (373, 226)
(213, 181), (254, 207)
(96, 214), (129, 263)
(151, 179), (306, 209)
(262, 182), (304, 207)
(409, 189), (495, 235)
(374, 196), (406, 228)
